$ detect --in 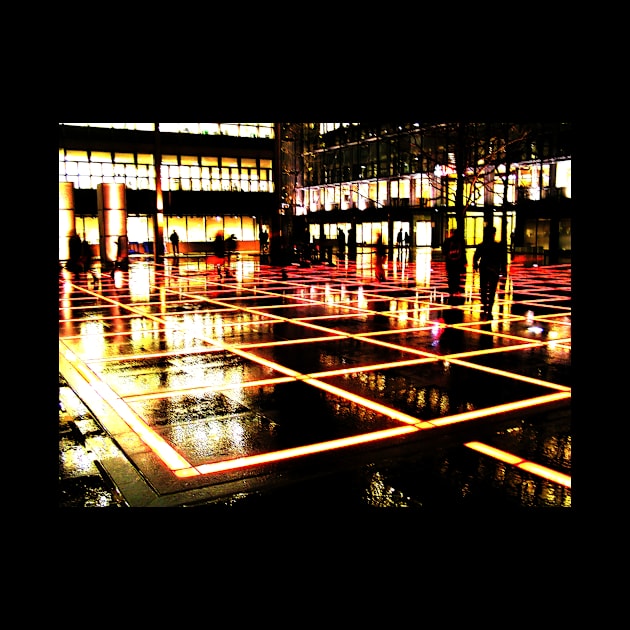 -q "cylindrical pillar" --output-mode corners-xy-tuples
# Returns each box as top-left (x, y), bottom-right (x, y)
(97, 183), (128, 270)
(59, 182), (76, 262)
